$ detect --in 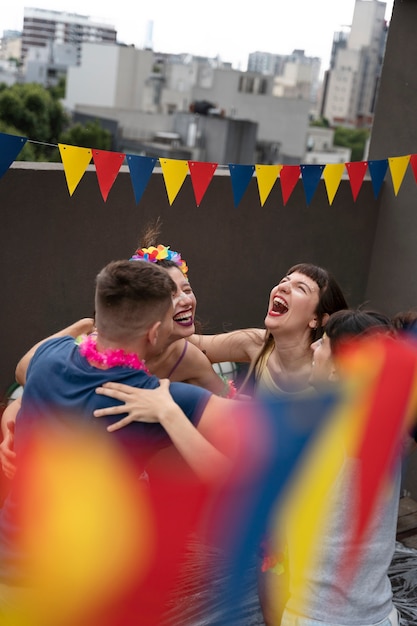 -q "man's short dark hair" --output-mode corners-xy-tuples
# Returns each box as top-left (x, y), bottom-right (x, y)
(95, 260), (176, 341)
